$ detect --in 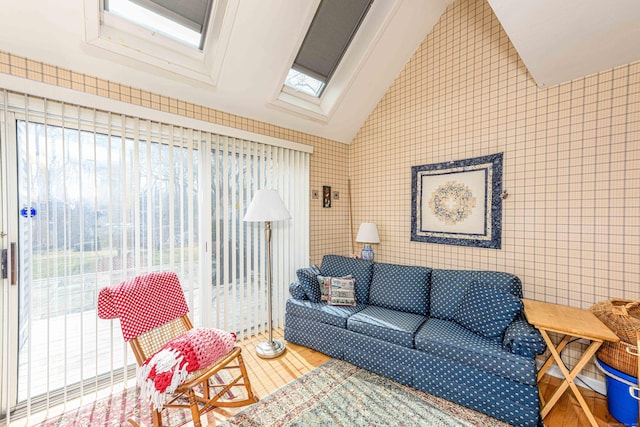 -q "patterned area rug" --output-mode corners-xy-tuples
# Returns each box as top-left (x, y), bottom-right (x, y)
(221, 359), (511, 427)
(32, 359), (510, 426)
(31, 386), (190, 427)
